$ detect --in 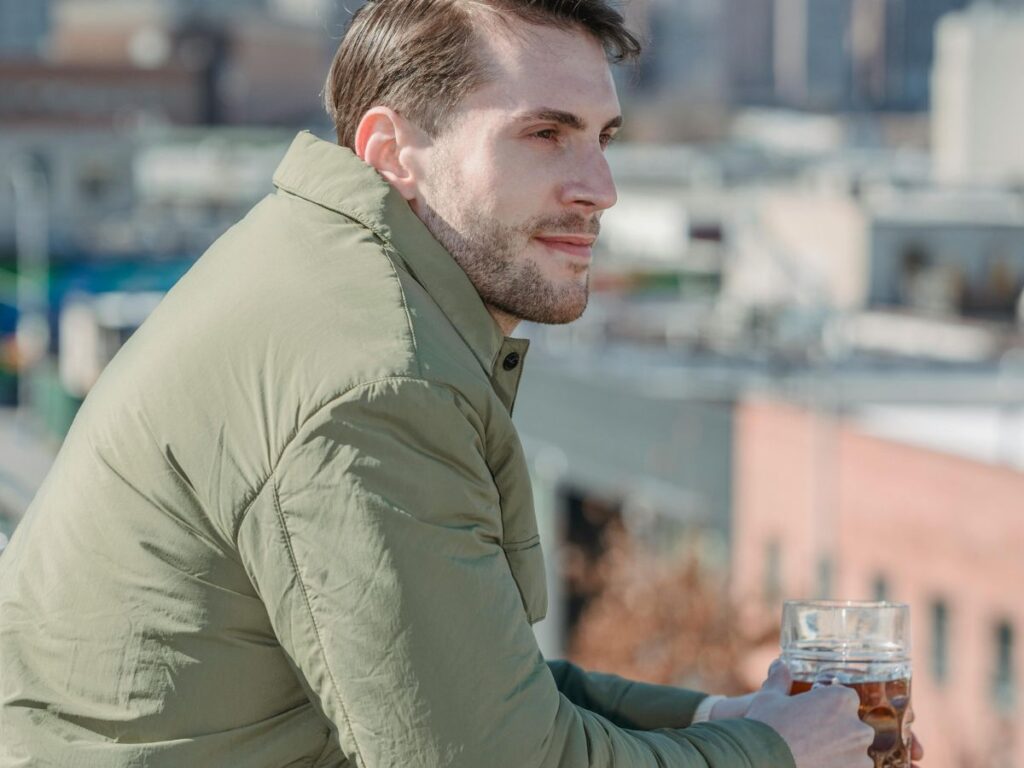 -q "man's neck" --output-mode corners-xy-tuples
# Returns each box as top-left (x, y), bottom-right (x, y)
(486, 304), (521, 338)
